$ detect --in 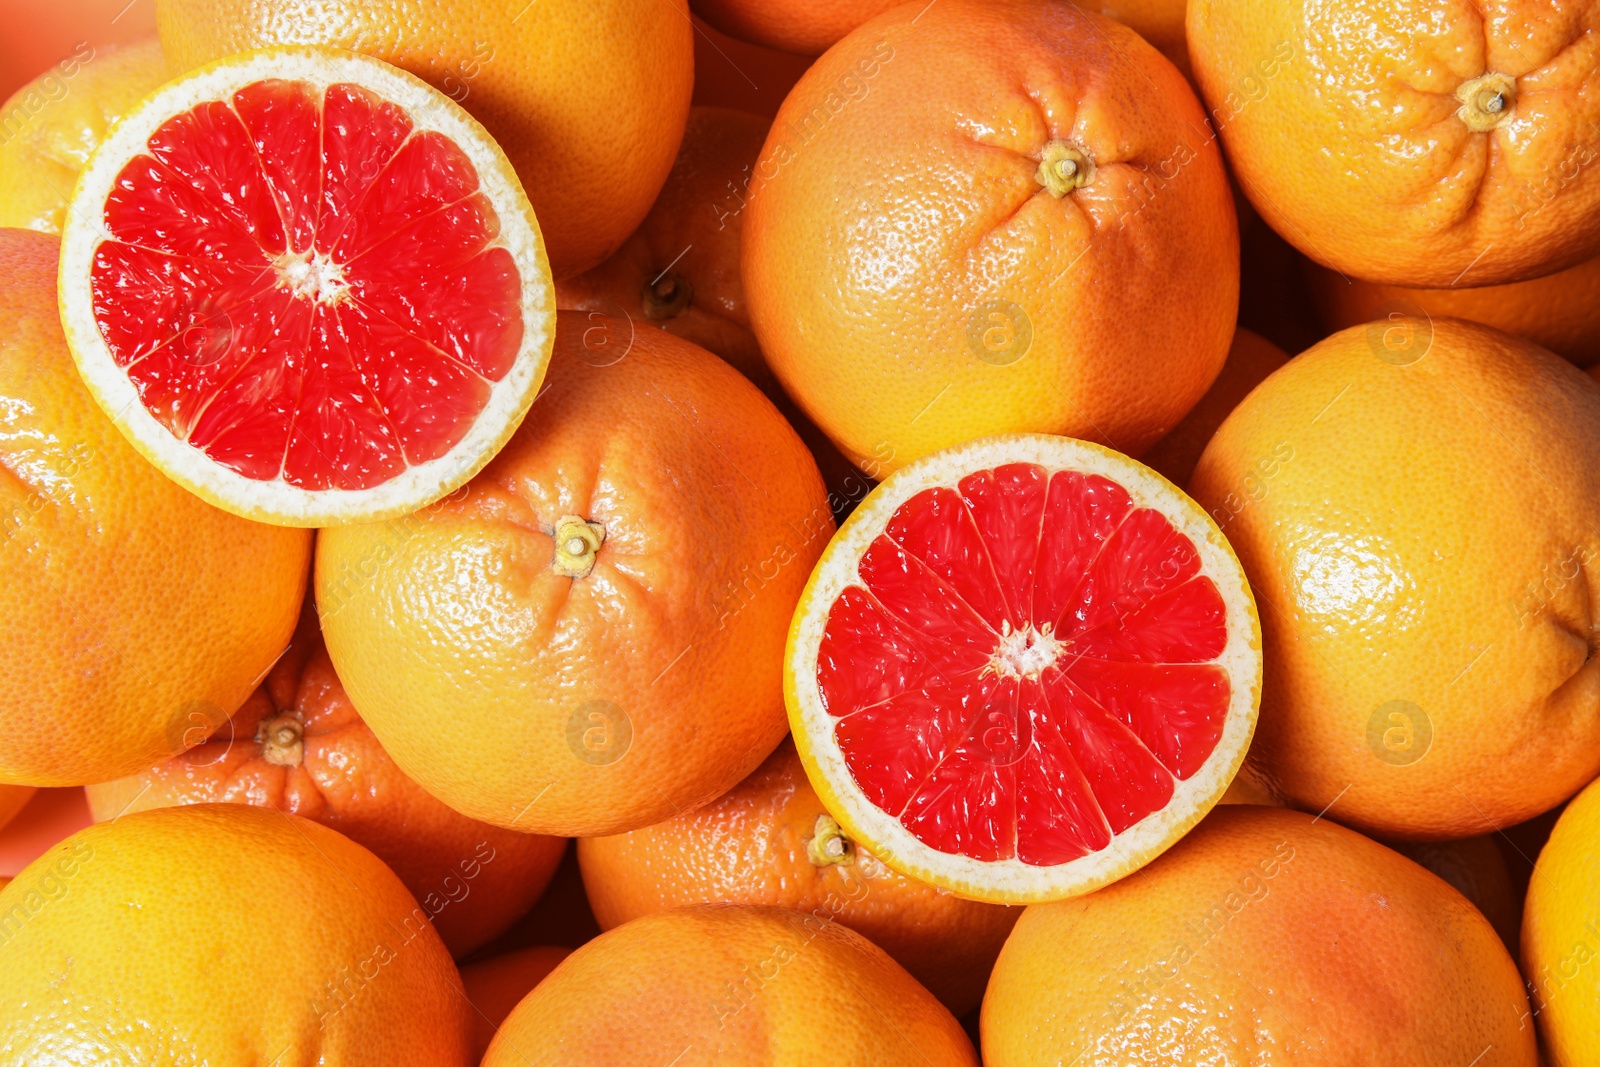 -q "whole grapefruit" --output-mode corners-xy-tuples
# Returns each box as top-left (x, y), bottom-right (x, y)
(0, 804), (472, 1064)
(1523, 774), (1600, 1065)
(1306, 255), (1600, 368)
(316, 314), (831, 836)
(982, 806), (1535, 1066)
(1190, 318), (1600, 839)
(743, 0), (1237, 475)
(1188, 0), (1600, 286)
(557, 106), (771, 389)
(482, 905), (978, 1066)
